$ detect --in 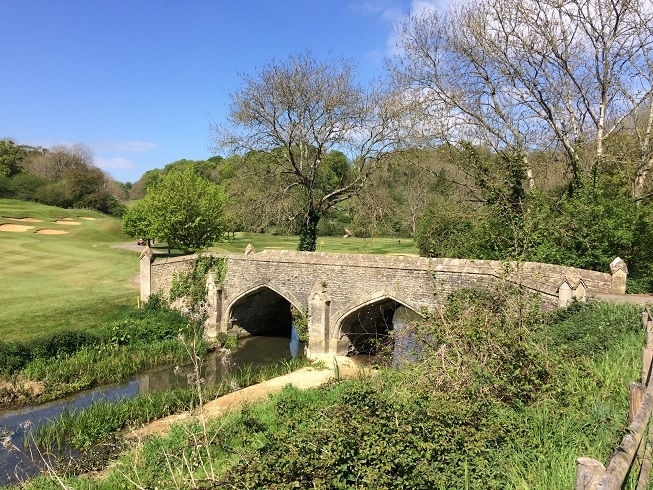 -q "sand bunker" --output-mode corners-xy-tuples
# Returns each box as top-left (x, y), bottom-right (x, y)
(36, 229), (69, 235)
(3, 216), (43, 223)
(52, 220), (81, 226)
(0, 223), (35, 232)
(78, 217), (96, 220)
